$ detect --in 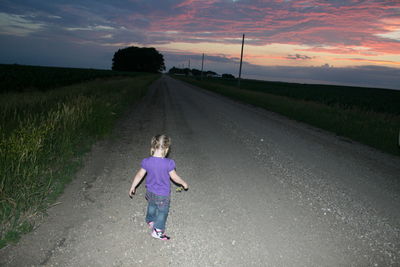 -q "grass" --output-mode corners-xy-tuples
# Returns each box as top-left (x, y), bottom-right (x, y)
(0, 73), (159, 248)
(174, 76), (400, 157)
